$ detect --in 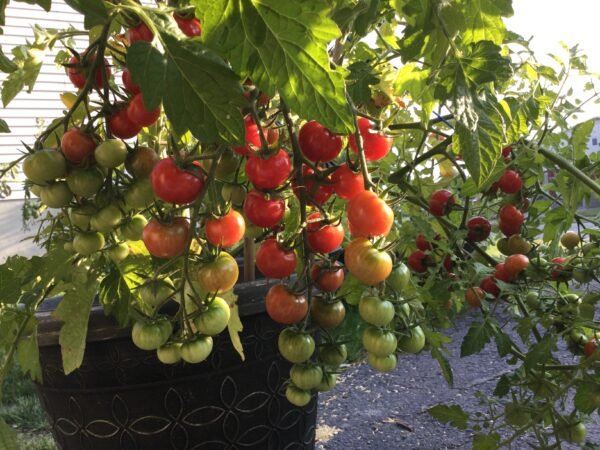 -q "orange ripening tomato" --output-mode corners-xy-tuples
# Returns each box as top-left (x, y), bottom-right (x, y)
(344, 238), (392, 285)
(347, 191), (393, 237)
